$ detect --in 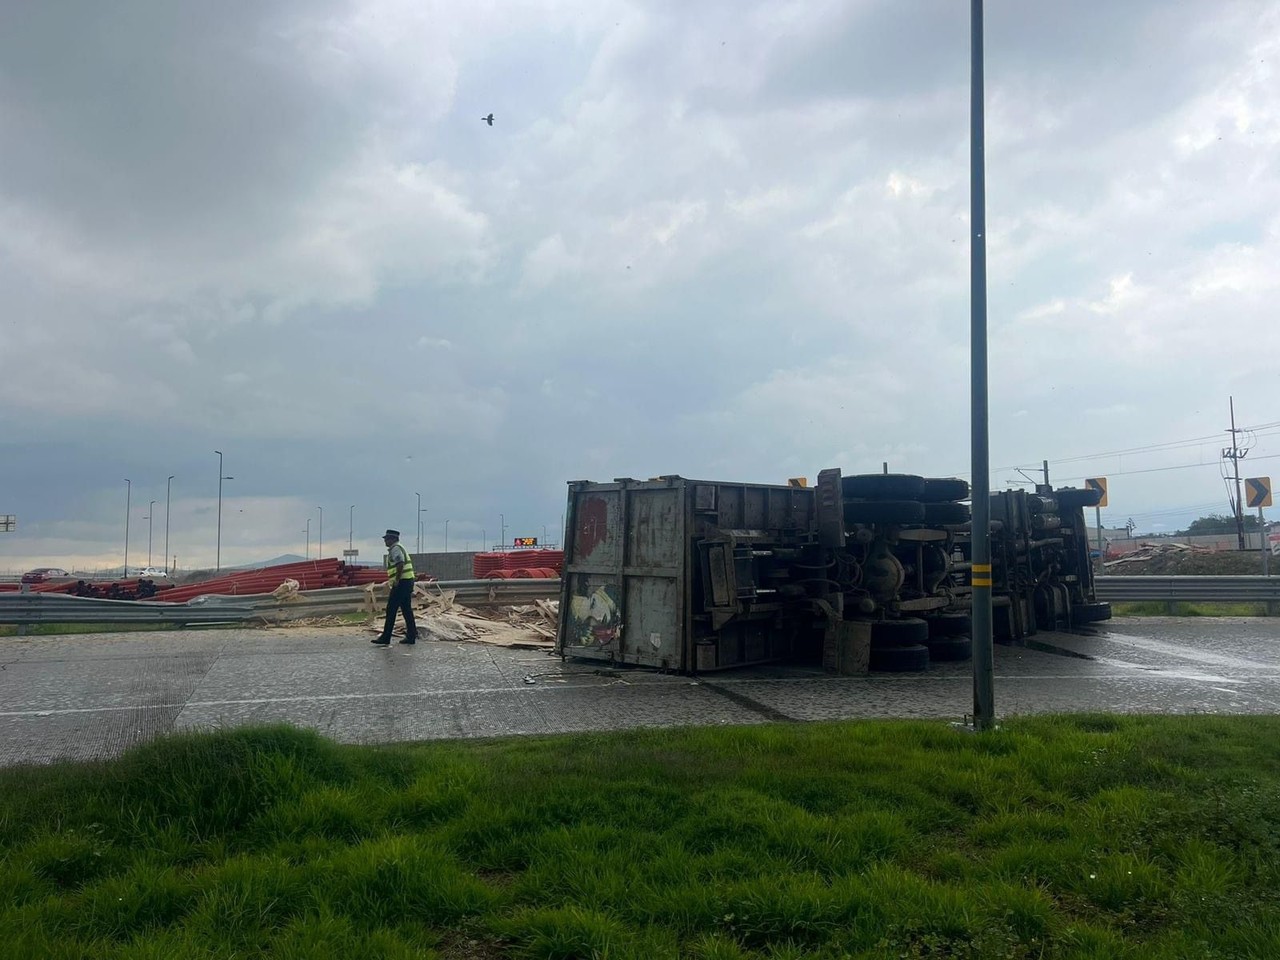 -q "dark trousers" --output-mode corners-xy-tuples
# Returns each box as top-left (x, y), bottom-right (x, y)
(381, 578), (417, 640)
